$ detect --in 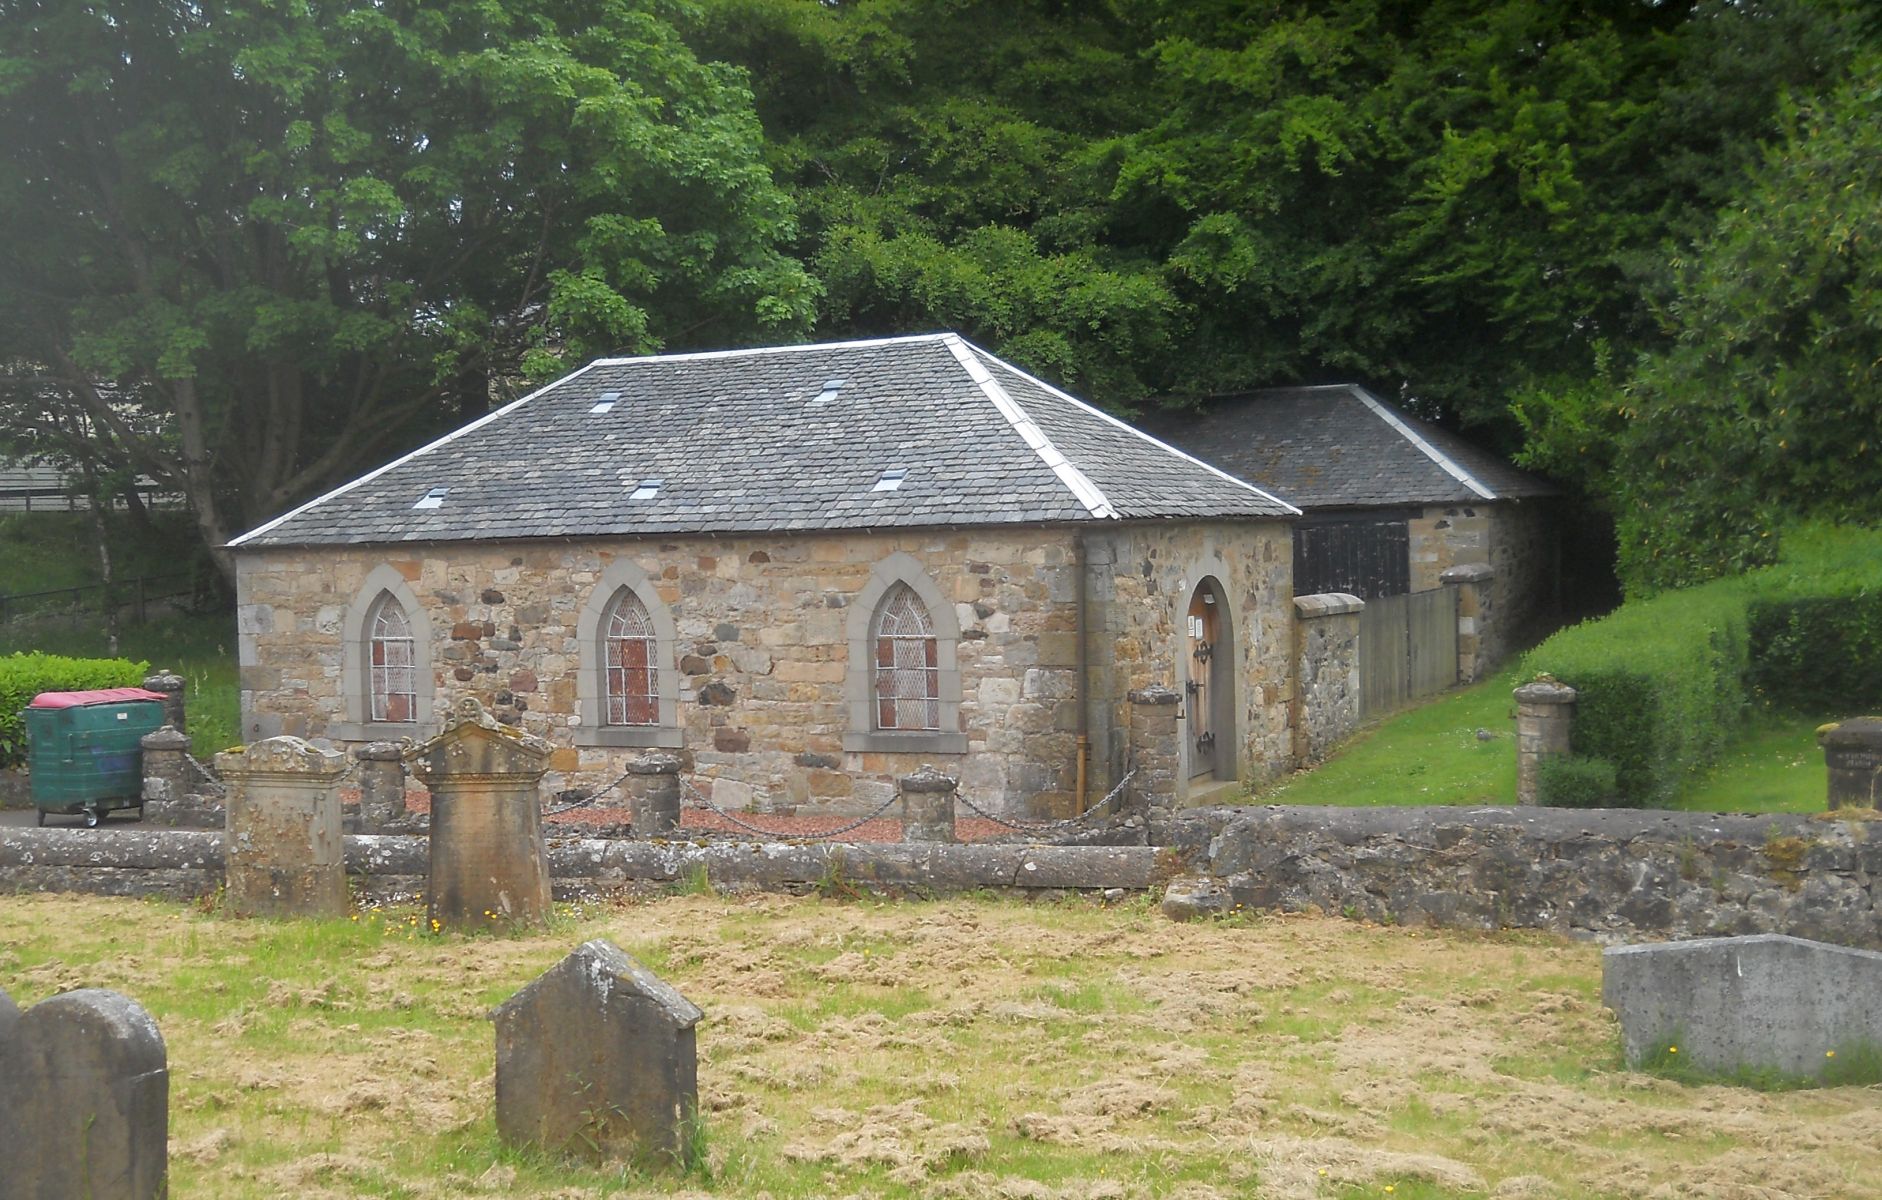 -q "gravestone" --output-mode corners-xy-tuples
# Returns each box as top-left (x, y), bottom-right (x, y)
(1603, 934), (1882, 1081)
(0, 985), (169, 1199)
(215, 736), (349, 918)
(1818, 717), (1882, 810)
(490, 939), (703, 1165)
(407, 698), (553, 930)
